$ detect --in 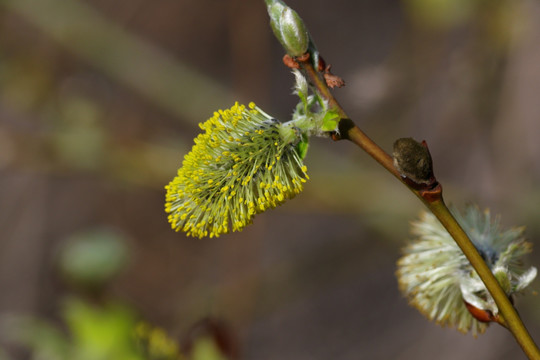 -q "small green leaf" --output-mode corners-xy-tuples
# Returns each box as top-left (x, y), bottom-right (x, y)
(321, 110), (340, 132)
(297, 92), (307, 110)
(296, 135), (309, 160)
